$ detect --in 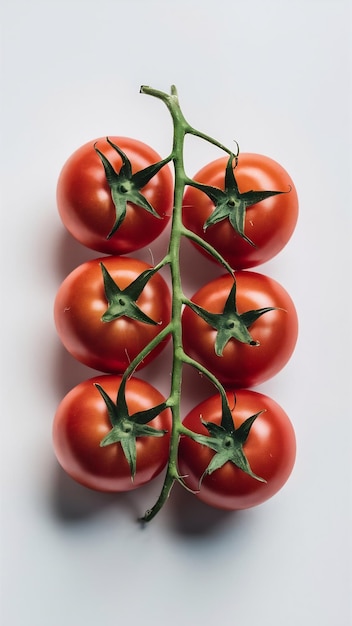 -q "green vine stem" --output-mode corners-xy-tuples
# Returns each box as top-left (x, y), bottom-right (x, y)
(136, 85), (236, 522)
(95, 85), (270, 522)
